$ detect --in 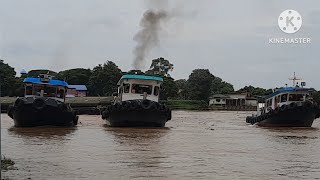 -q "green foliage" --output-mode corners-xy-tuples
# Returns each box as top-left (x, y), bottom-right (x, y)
(236, 85), (272, 96)
(13, 77), (25, 97)
(145, 58), (177, 100)
(57, 68), (92, 85)
(211, 77), (234, 94)
(160, 100), (208, 110)
(88, 61), (122, 96)
(27, 69), (58, 77)
(220, 82), (234, 94)
(175, 79), (188, 100)
(187, 69), (215, 101)
(313, 91), (320, 104)
(145, 57), (173, 76)
(0, 60), (16, 96)
(160, 76), (178, 100)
